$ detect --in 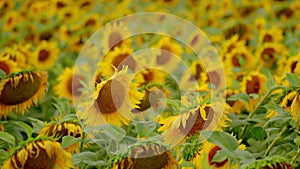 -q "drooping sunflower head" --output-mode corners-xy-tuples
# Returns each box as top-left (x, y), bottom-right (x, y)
(54, 67), (85, 101)
(2, 137), (73, 169)
(80, 68), (143, 126)
(101, 21), (132, 54)
(32, 40), (59, 70)
(112, 144), (178, 169)
(0, 70), (48, 118)
(39, 121), (82, 153)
